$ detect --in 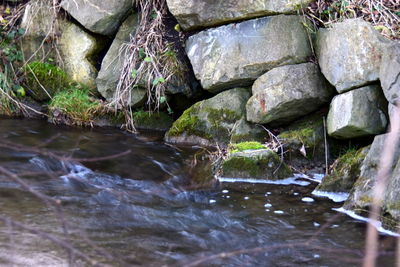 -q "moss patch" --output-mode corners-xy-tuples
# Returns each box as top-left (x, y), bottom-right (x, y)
(25, 61), (71, 101)
(48, 86), (100, 126)
(317, 147), (368, 192)
(229, 141), (265, 153)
